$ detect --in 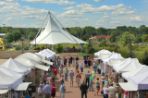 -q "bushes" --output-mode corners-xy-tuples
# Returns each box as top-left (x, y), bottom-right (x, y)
(55, 45), (63, 53)
(142, 51), (148, 65)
